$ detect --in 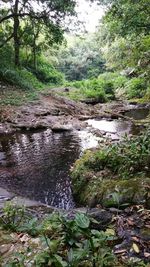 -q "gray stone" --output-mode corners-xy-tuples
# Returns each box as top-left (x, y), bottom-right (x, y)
(51, 124), (73, 132)
(0, 188), (14, 208)
(88, 208), (112, 229)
